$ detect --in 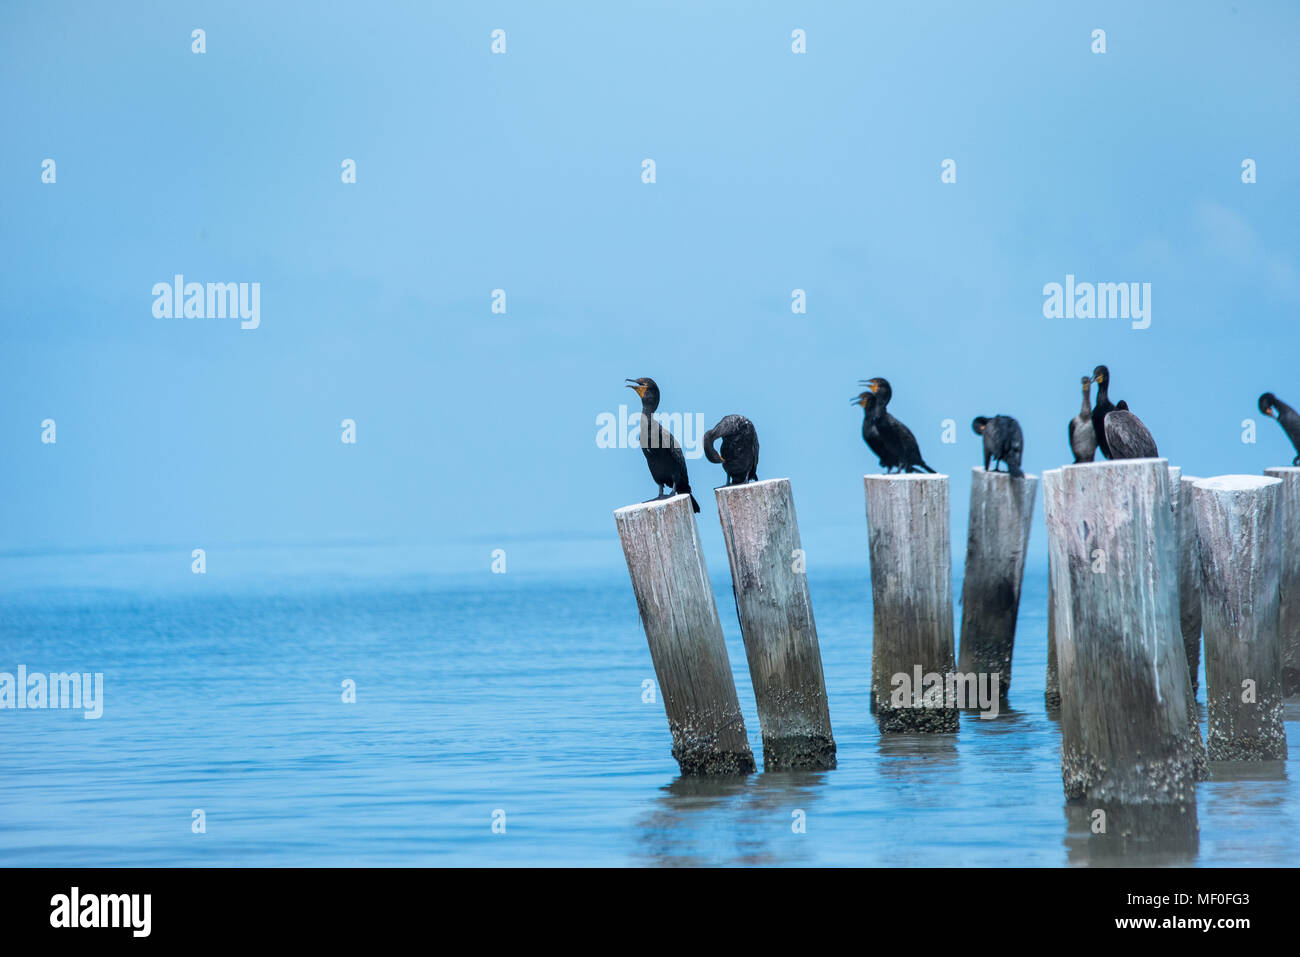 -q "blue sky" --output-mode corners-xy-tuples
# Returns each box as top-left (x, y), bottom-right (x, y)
(2, 1), (1297, 576)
